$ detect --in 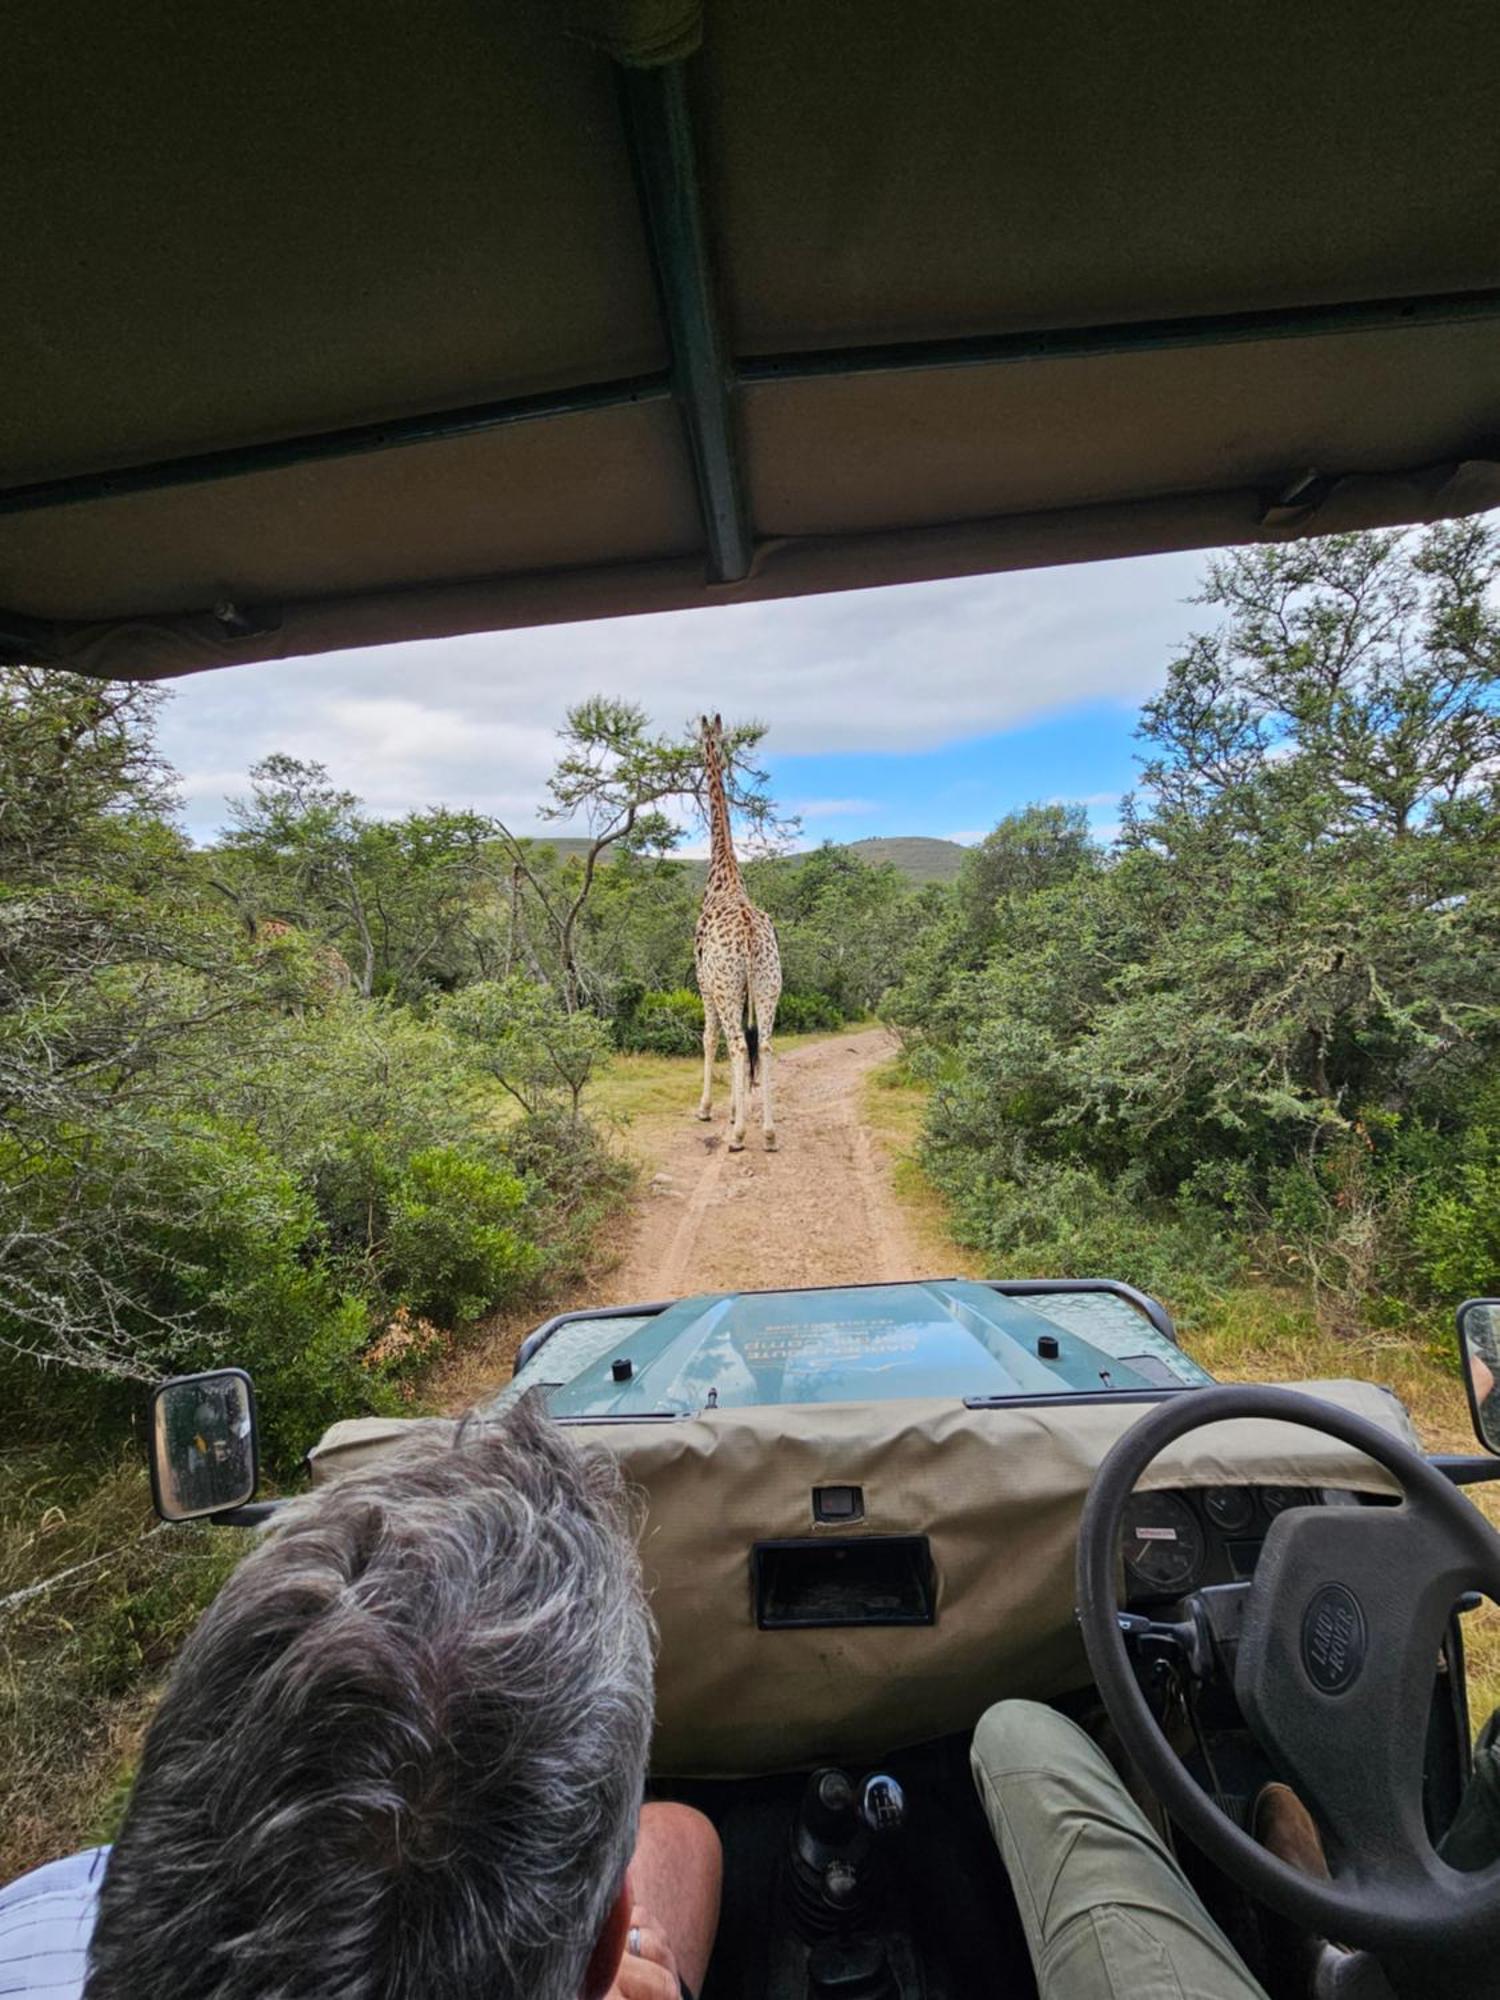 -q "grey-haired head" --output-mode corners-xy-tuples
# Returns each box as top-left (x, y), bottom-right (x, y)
(85, 1396), (653, 2000)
